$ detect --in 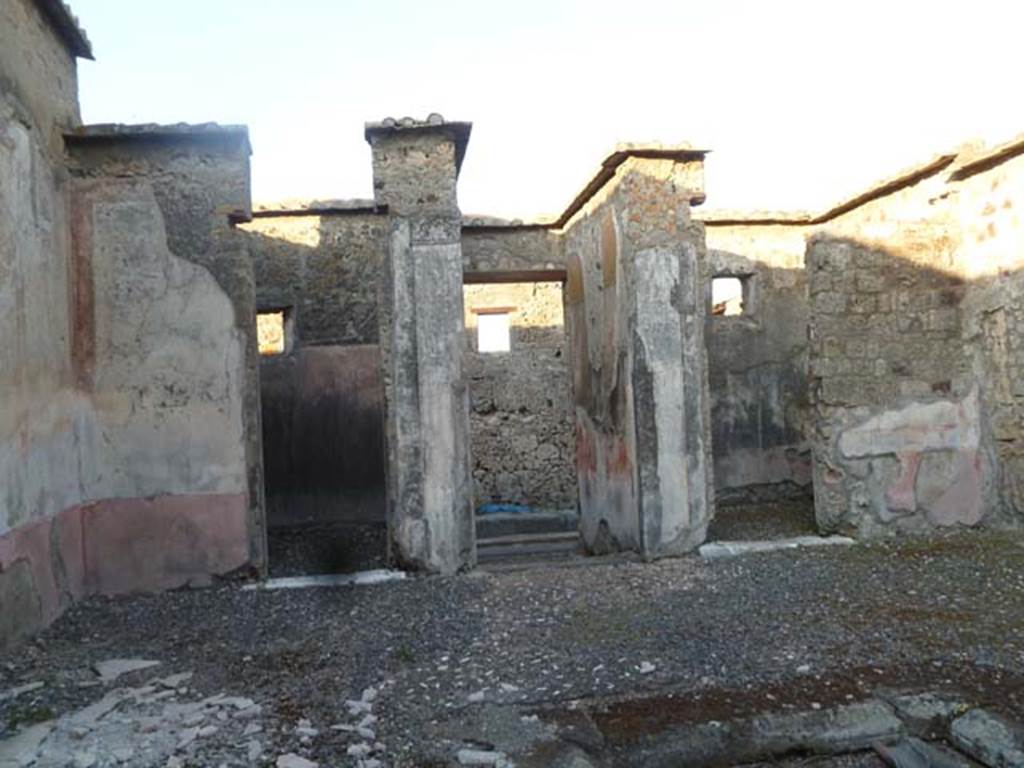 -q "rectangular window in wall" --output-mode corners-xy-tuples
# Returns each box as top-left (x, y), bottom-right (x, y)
(476, 310), (511, 353)
(257, 309), (292, 356)
(711, 276), (746, 317)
